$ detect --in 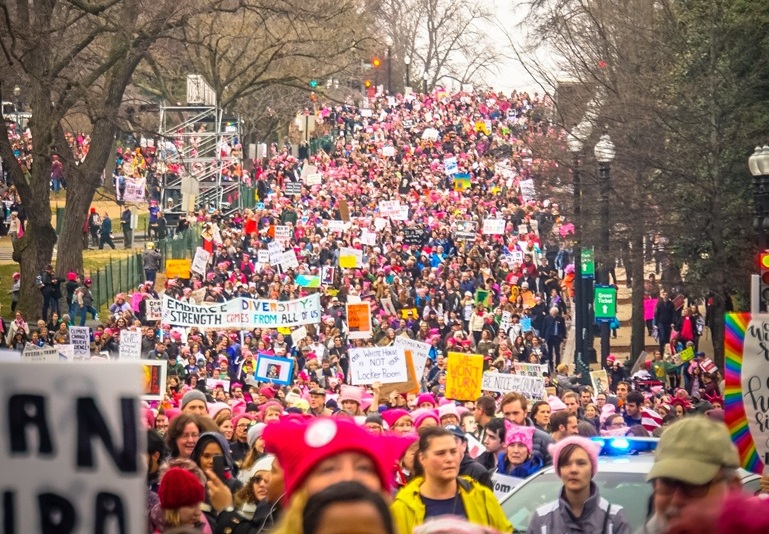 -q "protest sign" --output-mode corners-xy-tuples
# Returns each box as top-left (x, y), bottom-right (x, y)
(147, 299), (162, 321)
(520, 316), (533, 332)
(21, 344), (60, 362)
(379, 350), (420, 397)
(444, 157), (458, 175)
(725, 313), (769, 473)
(519, 178), (536, 201)
(291, 326), (308, 343)
(57, 344), (75, 361)
(453, 173), (471, 192)
(206, 378), (232, 394)
(304, 173), (322, 185)
(391, 205), (409, 221)
(338, 199), (350, 222)
(466, 434), (483, 459)
(381, 297), (397, 316)
(191, 247), (211, 275)
(274, 225), (292, 242)
(513, 362), (548, 377)
(590, 370), (610, 395)
(701, 358), (717, 374)
(255, 355), (295, 386)
(347, 302), (372, 339)
(124, 176), (146, 203)
(119, 330), (142, 360)
(0, 361), (145, 534)
(257, 250), (270, 264)
(301, 163), (317, 178)
(349, 346), (409, 385)
(360, 230), (377, 246)
(446, 352), (484, 400)
(382, 146), (395, 157)
(70, 326), (91, 358)
(394, 337), (431, 380)
(295, 275), (321, 288)
(338, 247), (363, 268)
(482, 218), (505, 235)
(491, 473), (525, 500)
(165, 258), (191, 279)
(454, 220), (478, 241)
(378, 200), (401, 218)
(284, 181), (302, 195)
(481, 371), (545, 399)
(277, 250), (299, 270)
(374, 217), (389, 231)
(143, 360), (167, 401)
(403, 227), (428, 246)
(321, 266), (335, 285)
(162, 294), (322, 329)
